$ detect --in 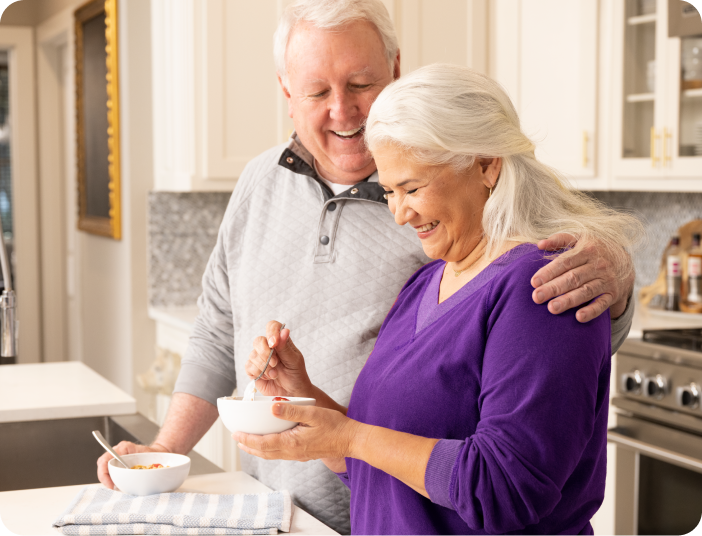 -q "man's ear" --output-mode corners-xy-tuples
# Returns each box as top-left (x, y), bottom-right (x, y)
(277, 74), (294, 118)
(393, 50), (401, 80)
